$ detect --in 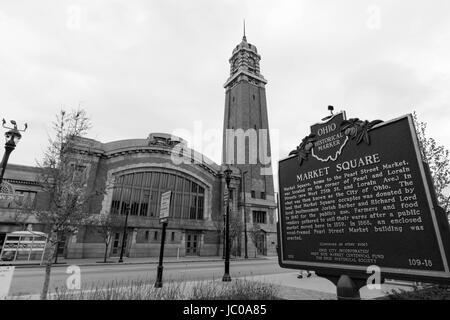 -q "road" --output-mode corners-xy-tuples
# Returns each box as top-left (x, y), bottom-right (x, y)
(8, 259), (293, 296)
